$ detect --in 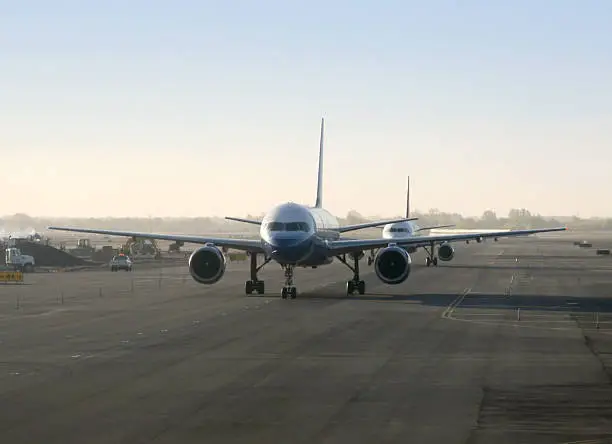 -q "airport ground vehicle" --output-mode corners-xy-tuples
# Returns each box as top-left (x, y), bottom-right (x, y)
(110, 254), (133, 272)
(5, 247), (35, 272)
